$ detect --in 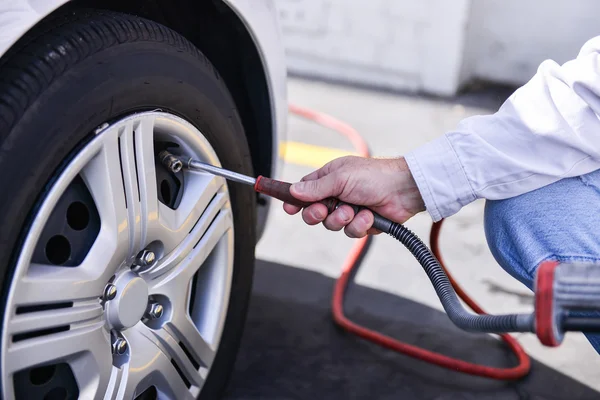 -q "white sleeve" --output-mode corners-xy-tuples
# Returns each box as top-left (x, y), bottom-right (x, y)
(404, 36), (600, 222)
